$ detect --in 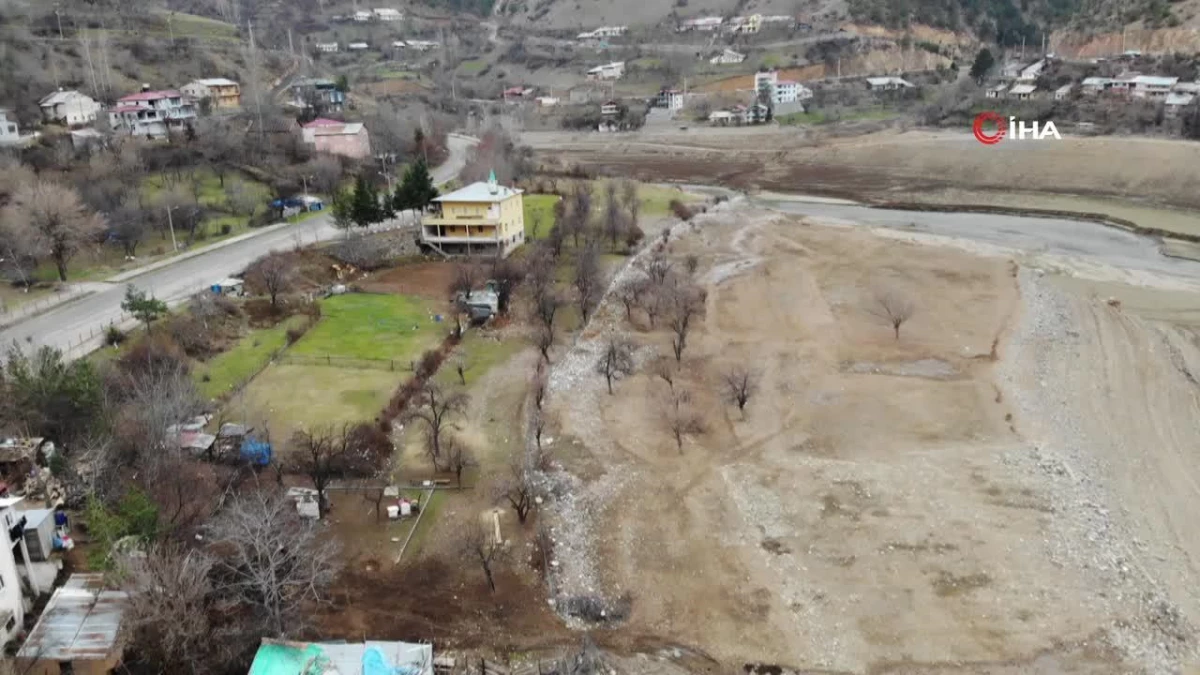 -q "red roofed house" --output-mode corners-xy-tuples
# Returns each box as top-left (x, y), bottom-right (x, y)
(300, 118), (371, 159)
(109, 86), (197, 139)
